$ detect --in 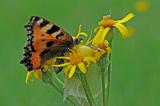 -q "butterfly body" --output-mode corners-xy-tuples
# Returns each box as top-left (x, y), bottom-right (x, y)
(20, 16), (73, 71)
